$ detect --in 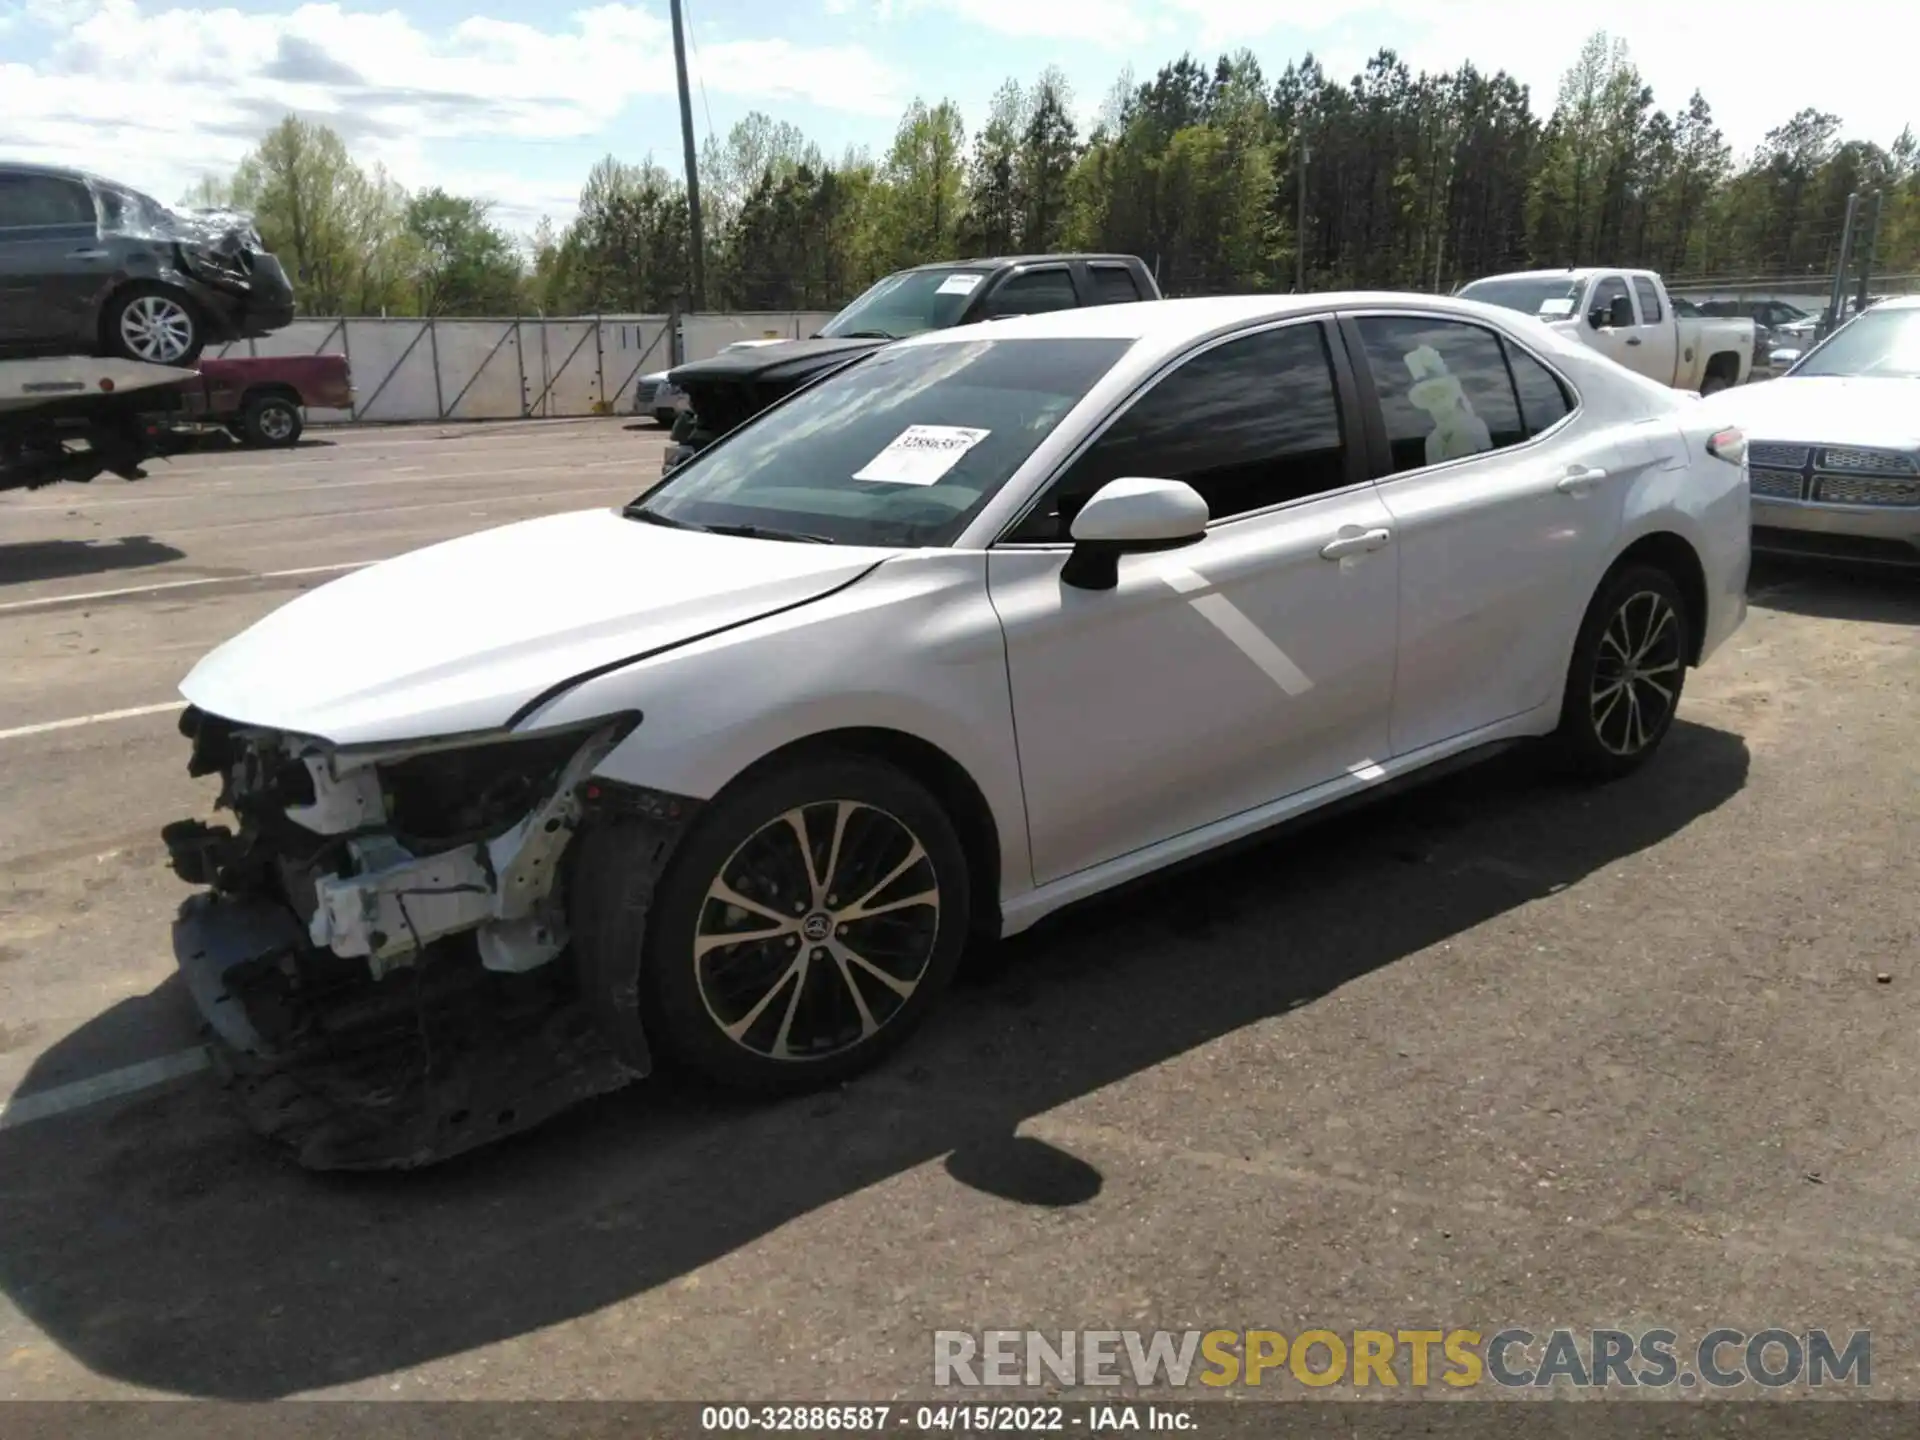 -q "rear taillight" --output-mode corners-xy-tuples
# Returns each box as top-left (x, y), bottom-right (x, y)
(1707, 426), (1747, 465)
